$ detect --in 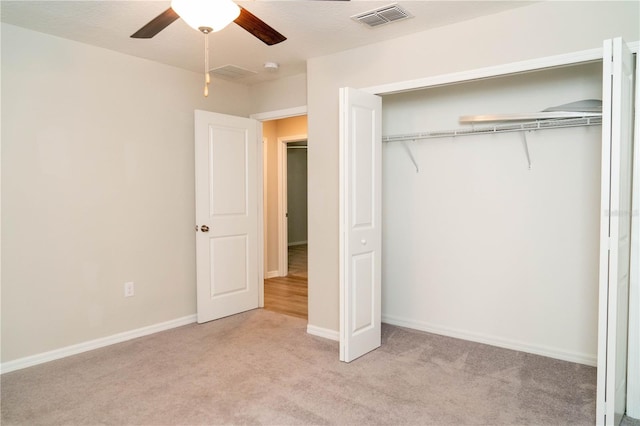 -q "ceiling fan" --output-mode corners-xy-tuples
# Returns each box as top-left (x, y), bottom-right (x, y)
(130, 0), (287, 46)
(131, 0), (289, 96)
